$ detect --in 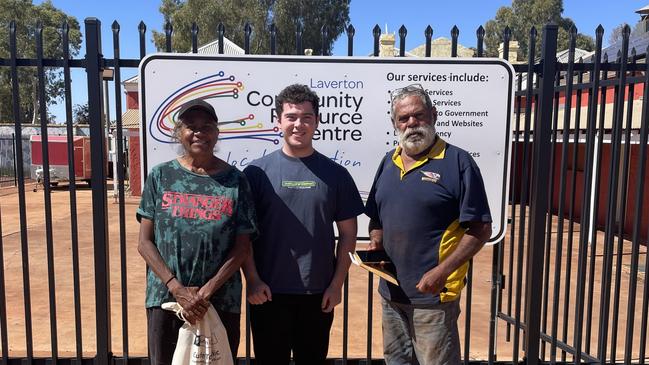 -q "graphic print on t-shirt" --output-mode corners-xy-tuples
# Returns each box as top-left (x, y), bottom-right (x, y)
(161, 191), (234, 221)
